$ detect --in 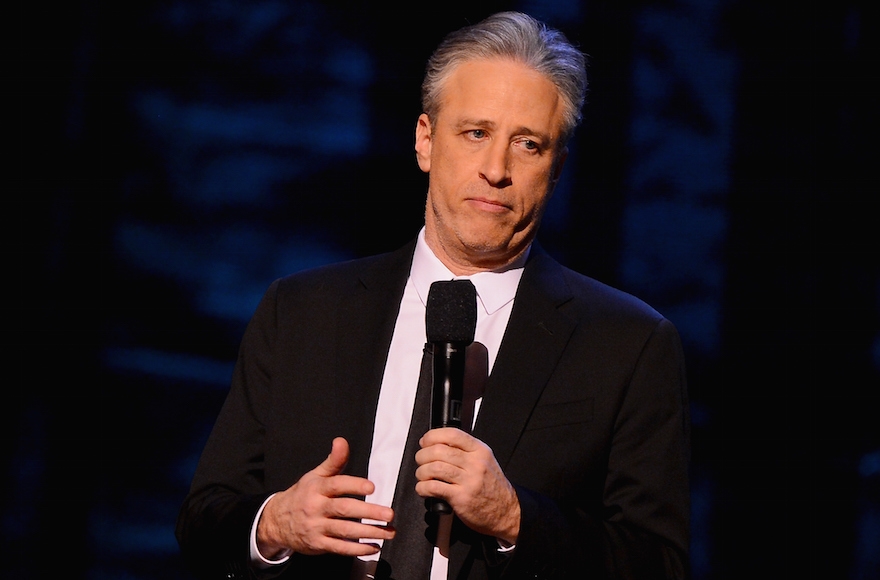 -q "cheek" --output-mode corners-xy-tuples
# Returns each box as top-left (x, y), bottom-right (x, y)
(520, 175), (555, 211)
